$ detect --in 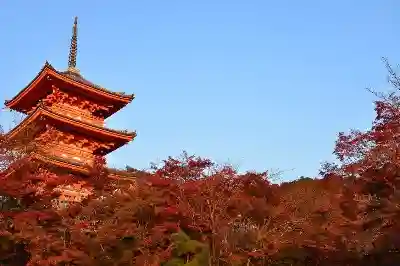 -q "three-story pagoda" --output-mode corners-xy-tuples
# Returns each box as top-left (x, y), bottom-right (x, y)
(4, 17), (136, 178)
